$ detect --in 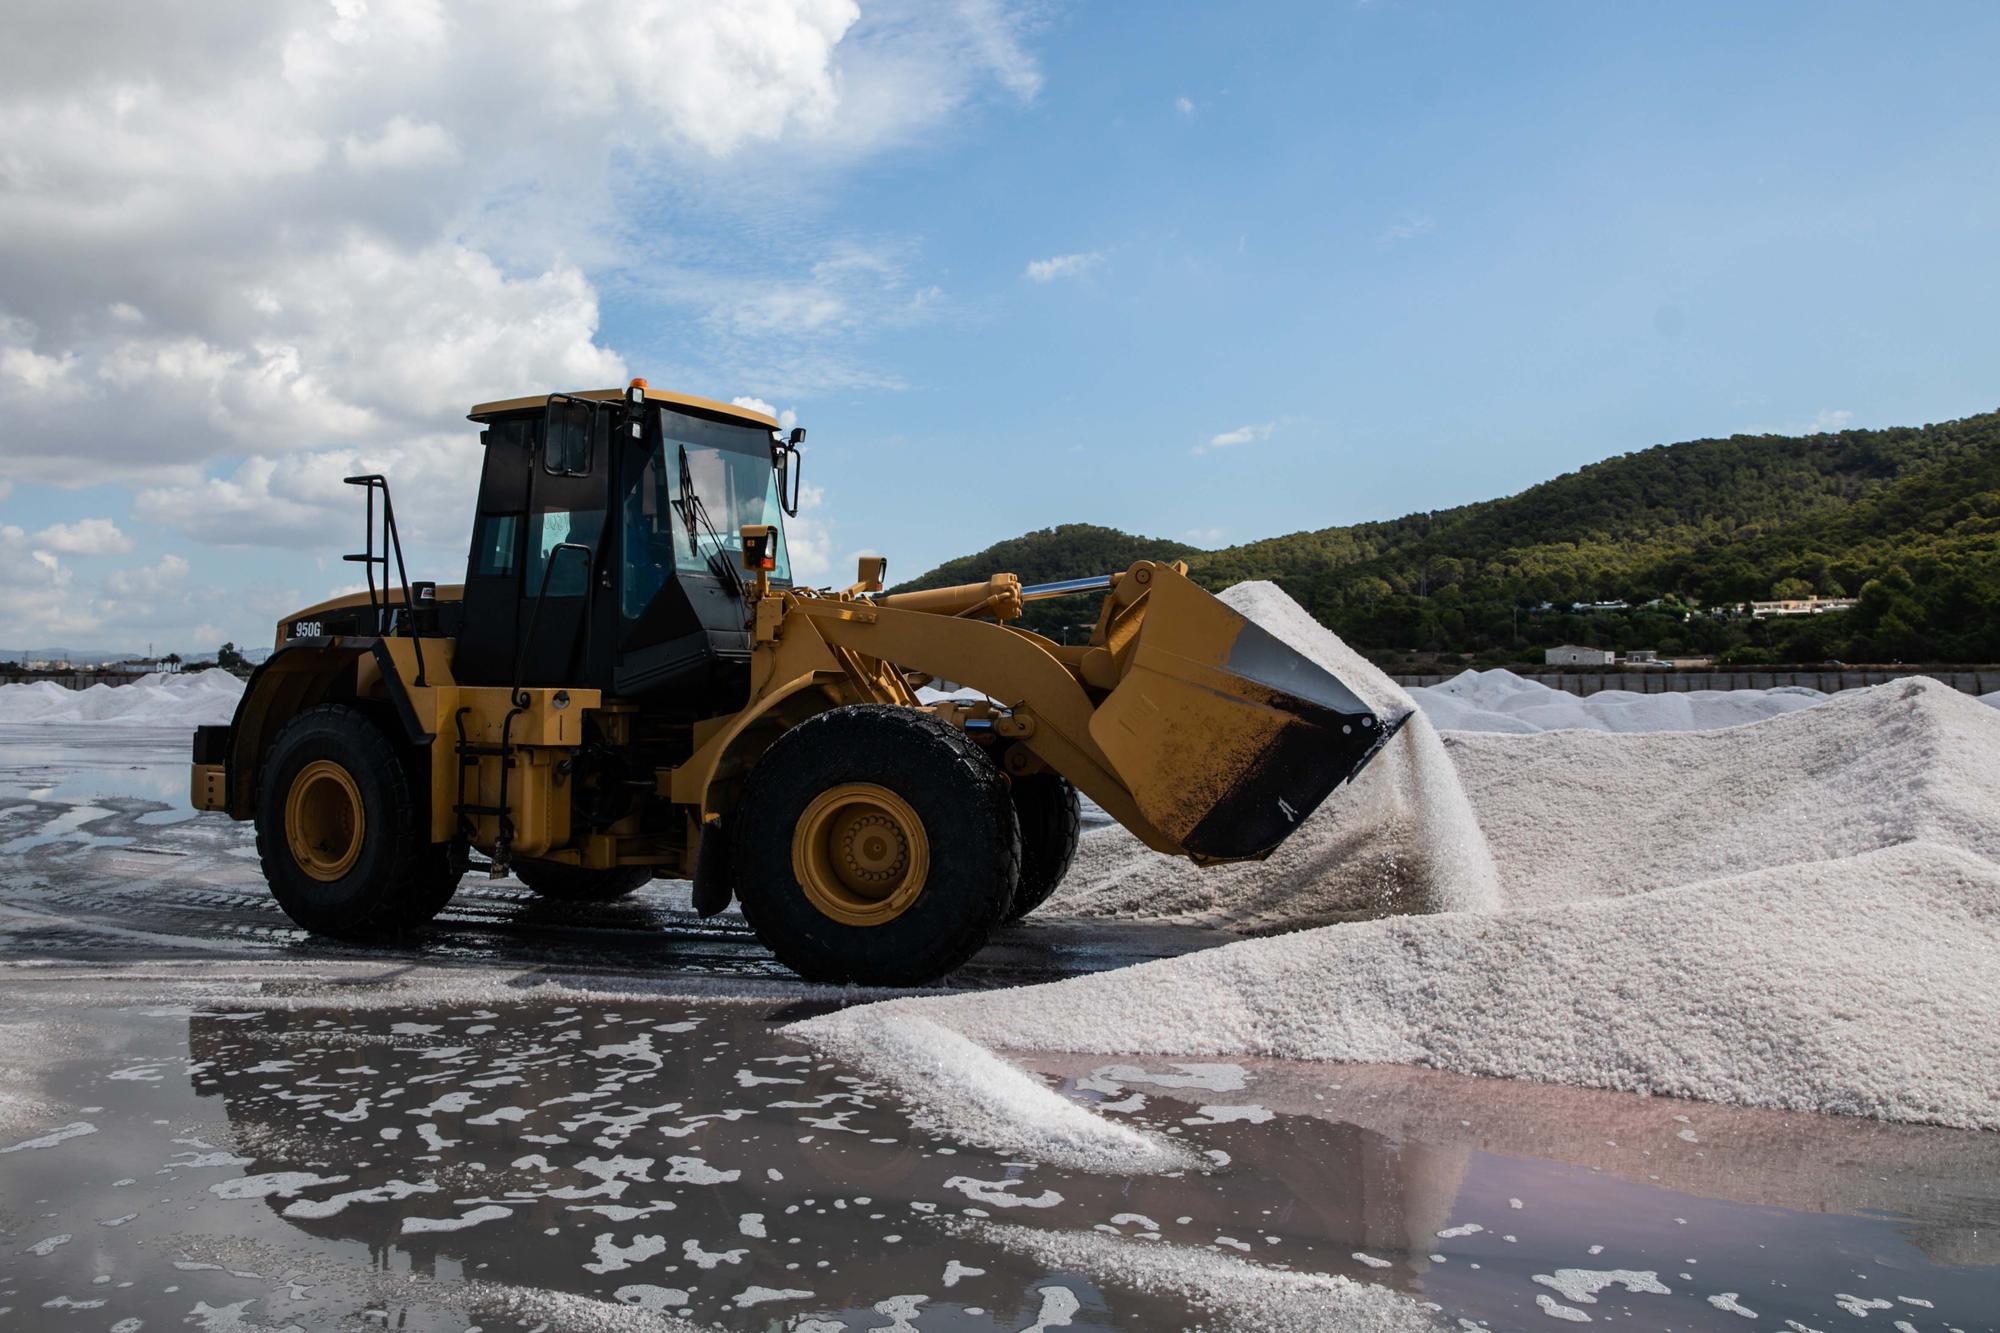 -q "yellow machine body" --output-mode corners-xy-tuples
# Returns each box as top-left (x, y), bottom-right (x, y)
(189, 379), (1399, 981)
(195, 559), (1388, 875)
